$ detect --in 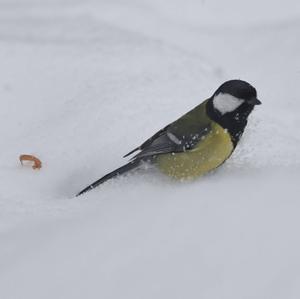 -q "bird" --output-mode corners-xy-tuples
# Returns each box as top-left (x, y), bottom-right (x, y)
(76, 79), (261, 196)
